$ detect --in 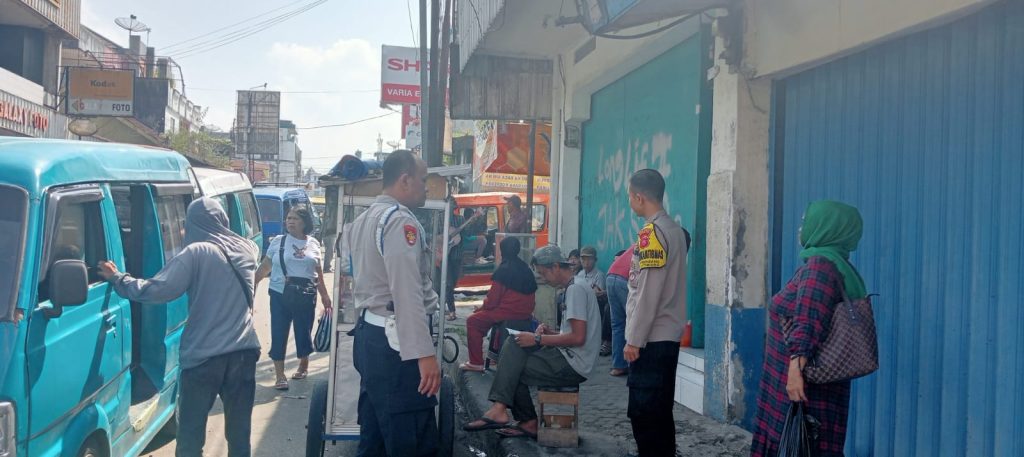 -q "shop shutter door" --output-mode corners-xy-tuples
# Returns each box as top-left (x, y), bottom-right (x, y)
(773, 3), (1024, 455)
